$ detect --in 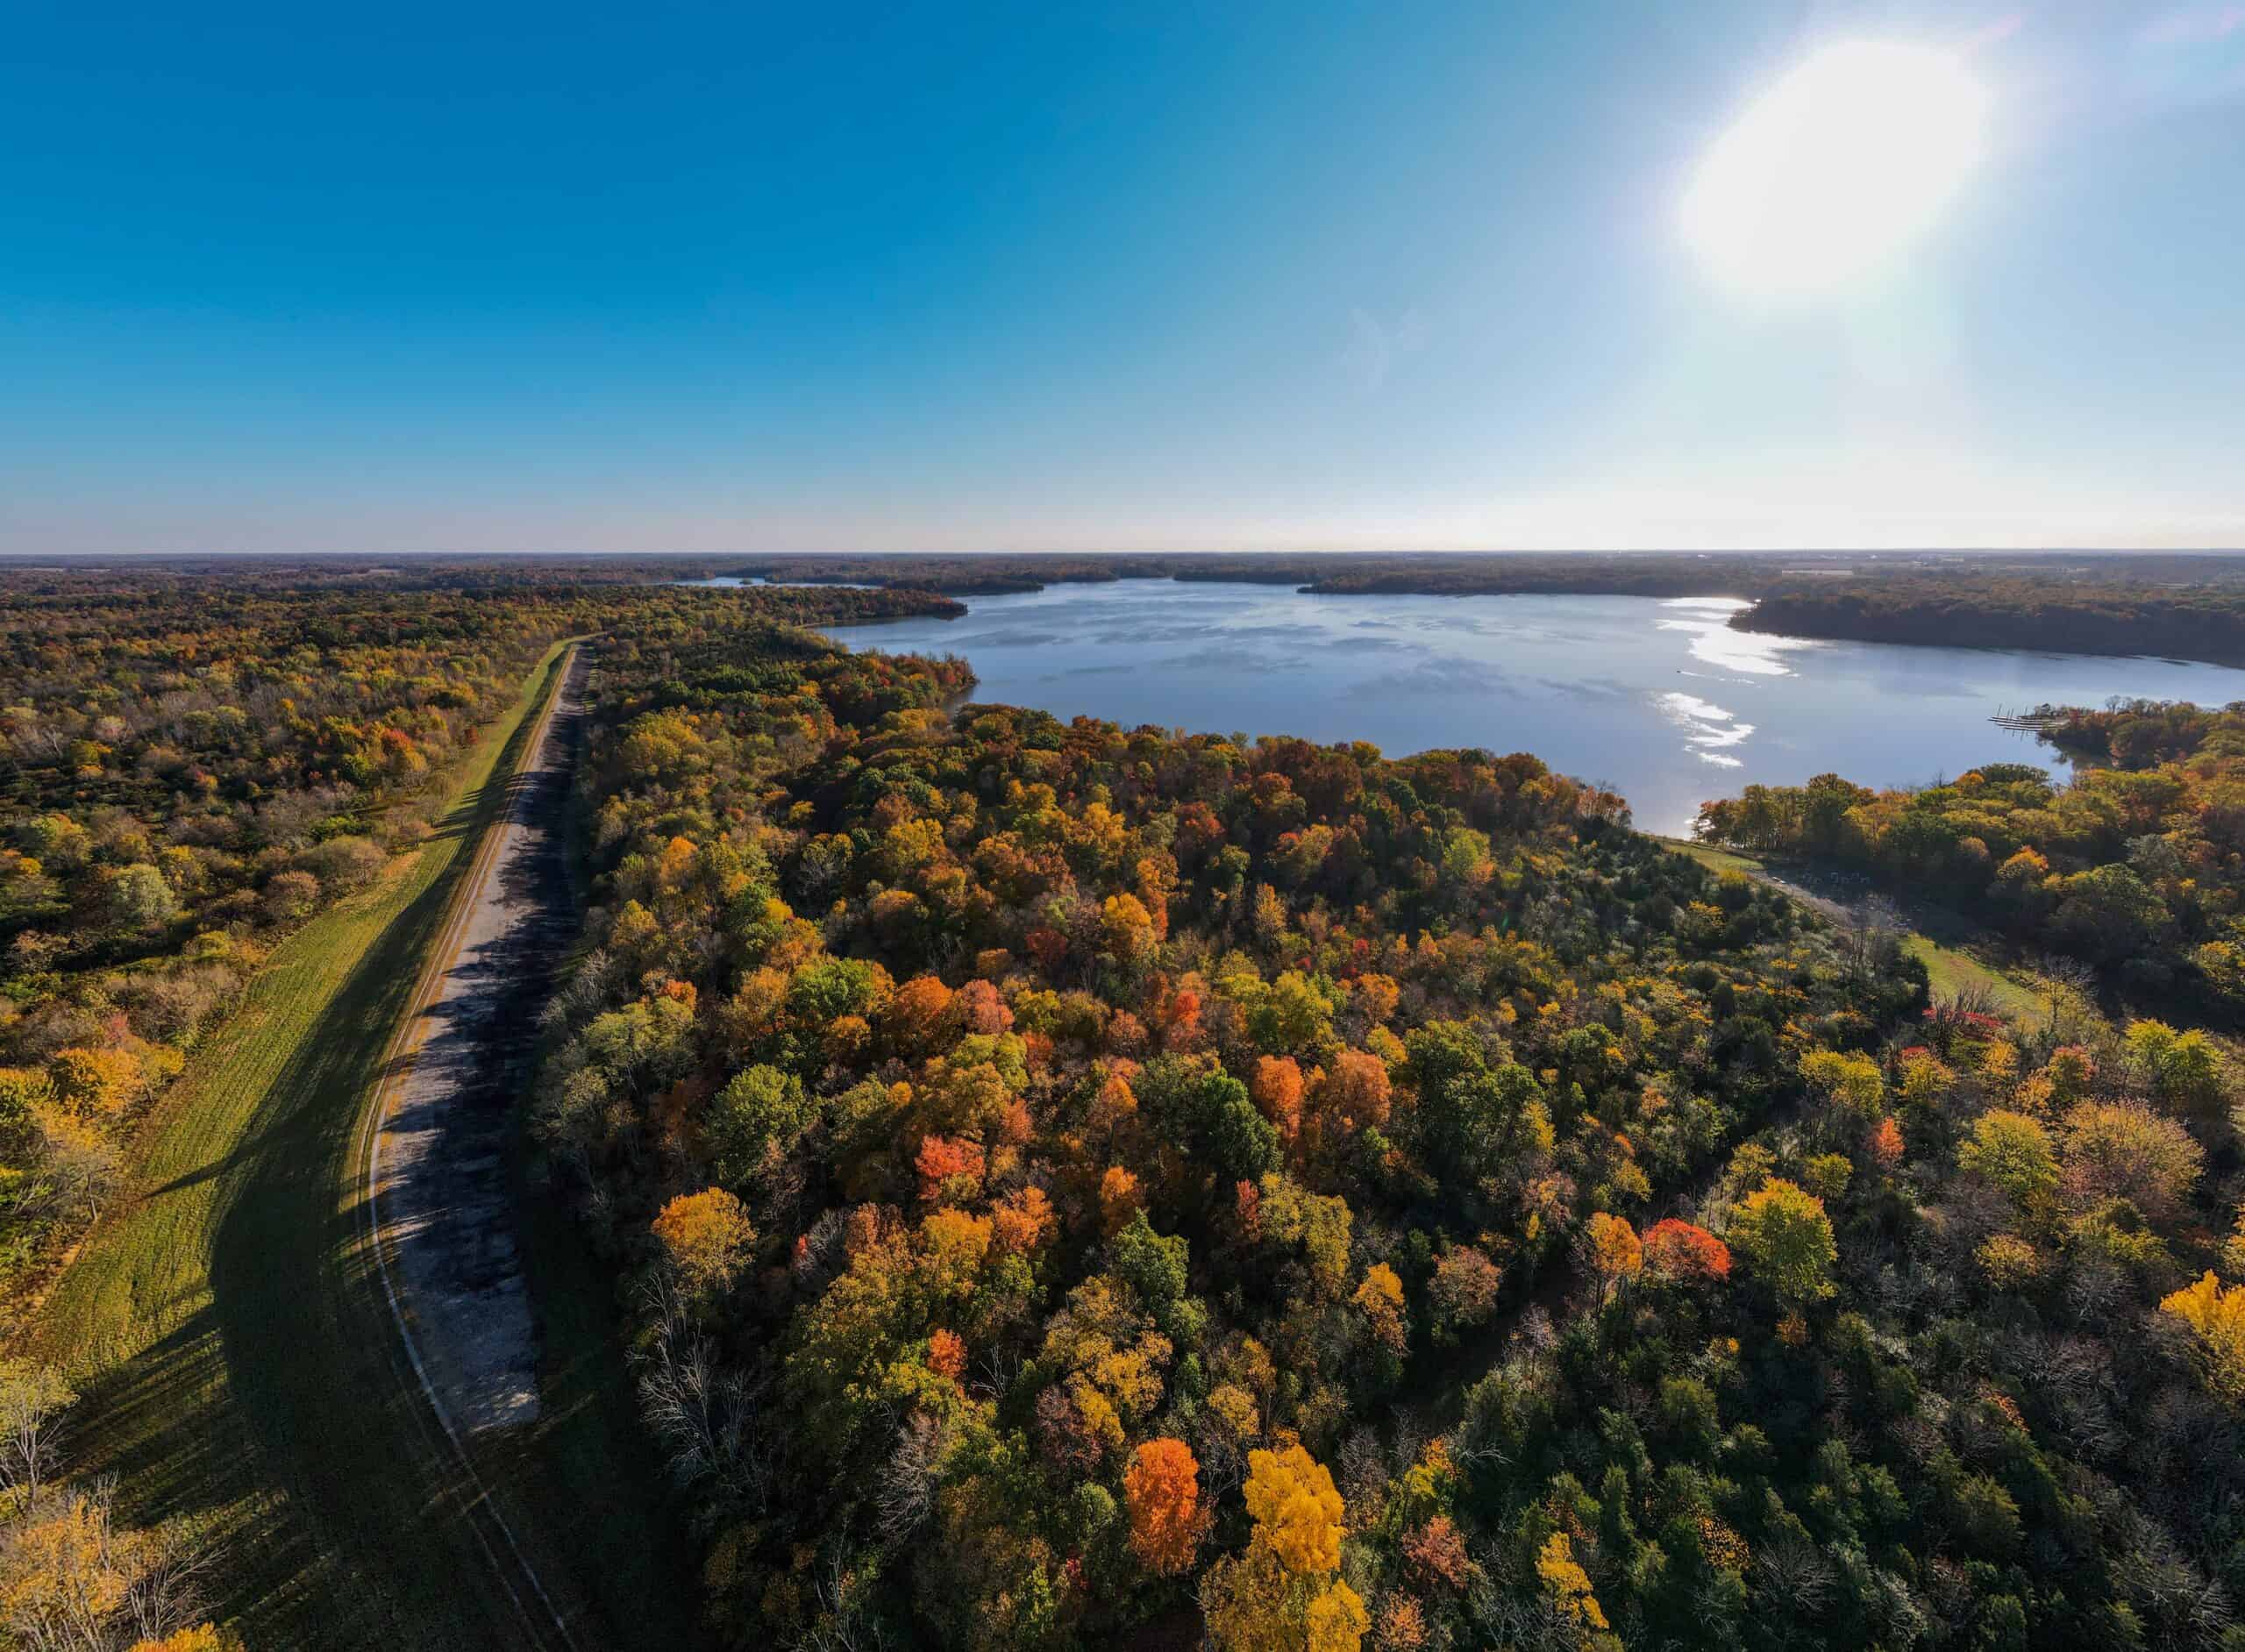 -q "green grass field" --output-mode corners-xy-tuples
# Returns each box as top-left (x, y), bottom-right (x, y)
(1654, 837), (1770, 880)
(1899, 934), (2046, 1028)
(26, 642), (698, 1650)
